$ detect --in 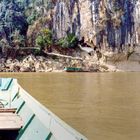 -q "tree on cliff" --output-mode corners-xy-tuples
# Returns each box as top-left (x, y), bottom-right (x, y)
(0, 0), (28, 48)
